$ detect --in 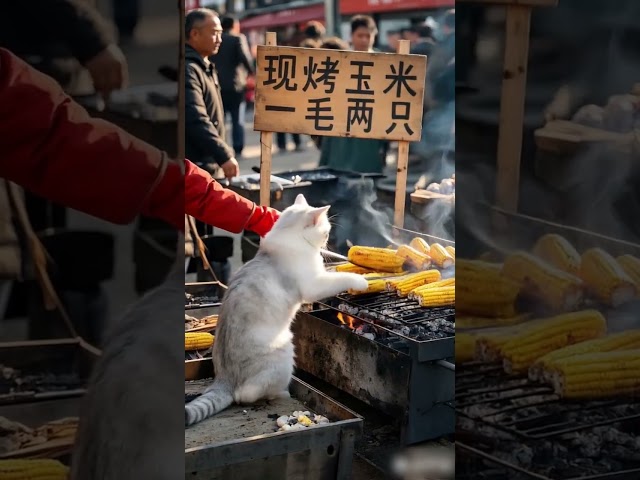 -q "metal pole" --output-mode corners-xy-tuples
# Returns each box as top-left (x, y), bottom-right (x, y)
(324, 0), (341, 37)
